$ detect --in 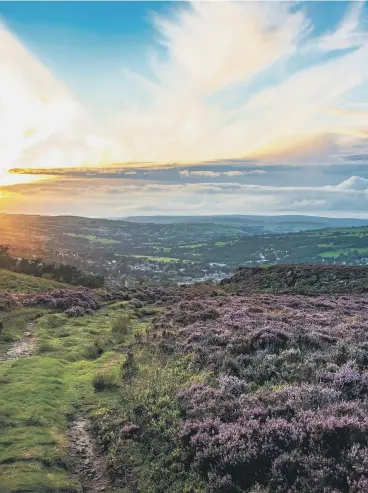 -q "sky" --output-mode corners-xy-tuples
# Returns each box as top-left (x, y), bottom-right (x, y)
(0, 0), (367, 218)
